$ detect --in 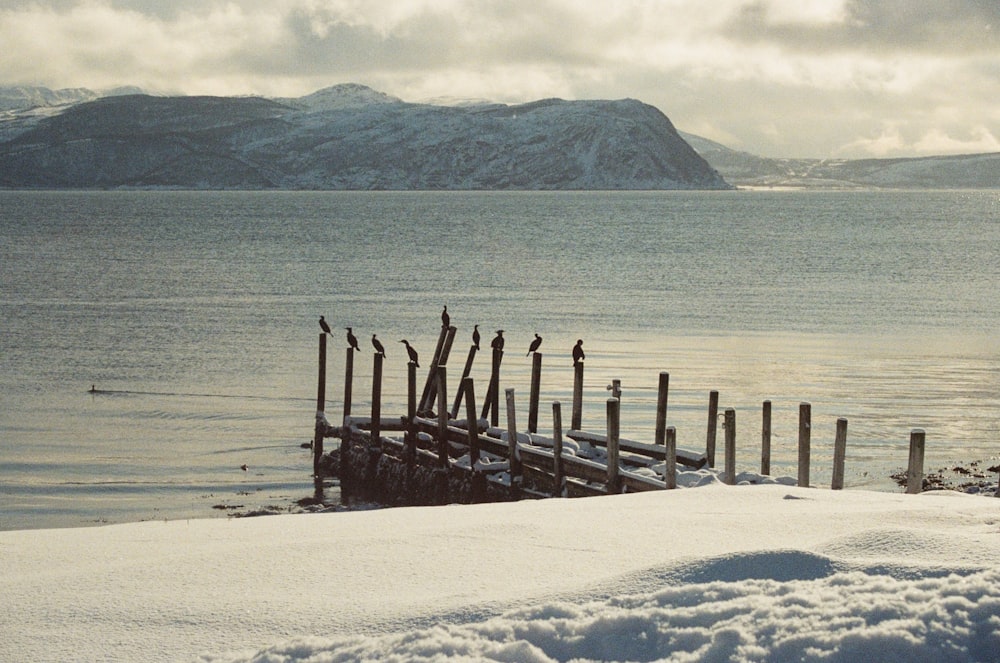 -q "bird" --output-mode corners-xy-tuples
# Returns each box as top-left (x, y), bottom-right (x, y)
(573, 339), (585, 364)
(319, 316), (332, 336)
(527, 333), (543, 356)
(491, 329), (505, 351)
(240, 464), (248, 472)
(400, 339), (419, 367)
(441, 305), (450, 328)
(472, 324), (481, 350)
(345, 327), (360, 351)
(371, 334), (386, 358)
